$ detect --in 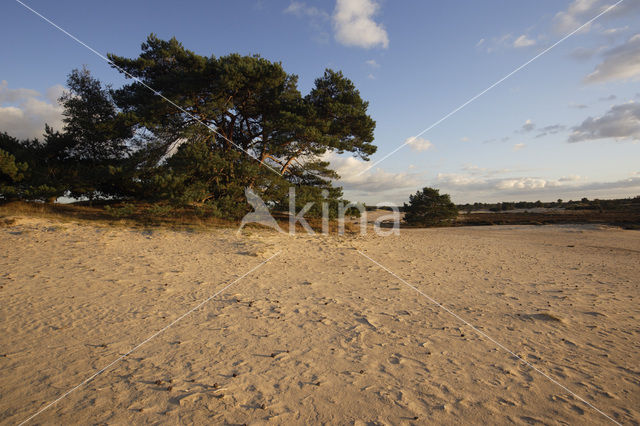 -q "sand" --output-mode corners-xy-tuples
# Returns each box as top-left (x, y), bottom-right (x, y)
(1, 216), (638, 424)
